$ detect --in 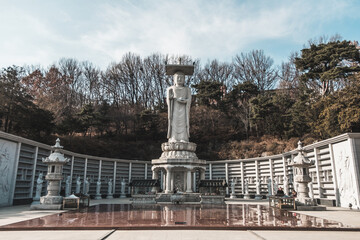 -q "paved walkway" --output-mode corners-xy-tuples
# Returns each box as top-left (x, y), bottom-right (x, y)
(0, 199), (359, 240)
